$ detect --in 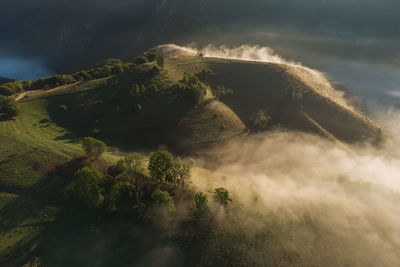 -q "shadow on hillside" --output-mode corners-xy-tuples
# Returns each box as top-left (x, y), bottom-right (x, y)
(0, 114), (14, 122)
